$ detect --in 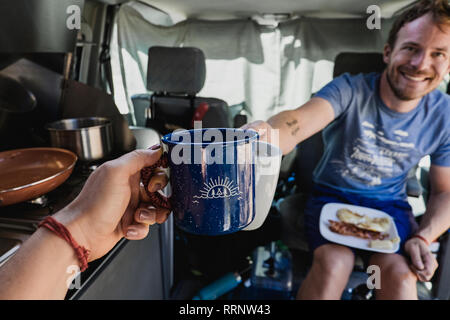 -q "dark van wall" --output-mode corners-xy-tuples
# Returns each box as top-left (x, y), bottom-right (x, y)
(0, 0), (84, 53)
